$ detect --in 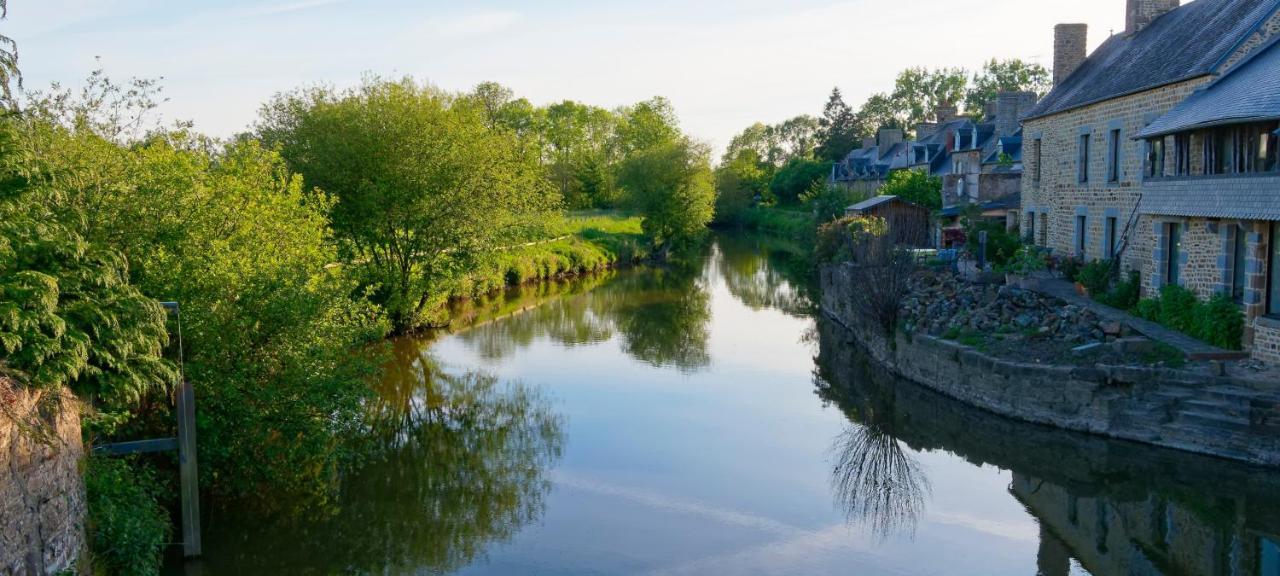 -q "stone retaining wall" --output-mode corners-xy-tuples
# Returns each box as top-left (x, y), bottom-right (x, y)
(1, 381), (87, 575)
(822, 263), (1280, 467)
